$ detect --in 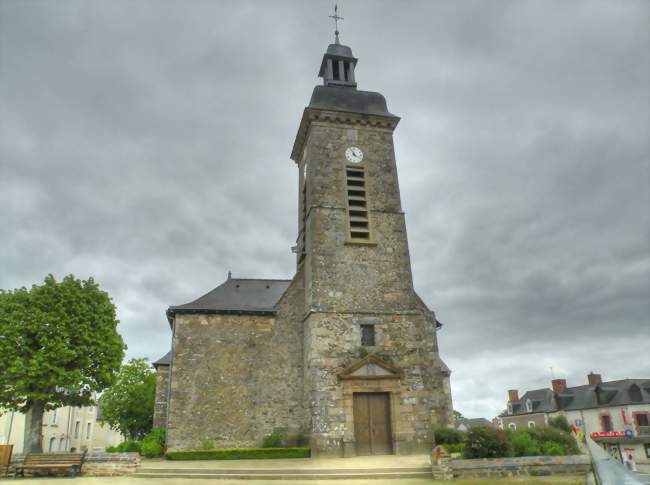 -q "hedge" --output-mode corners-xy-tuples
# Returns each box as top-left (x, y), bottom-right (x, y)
(166, 448), (311, 460)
